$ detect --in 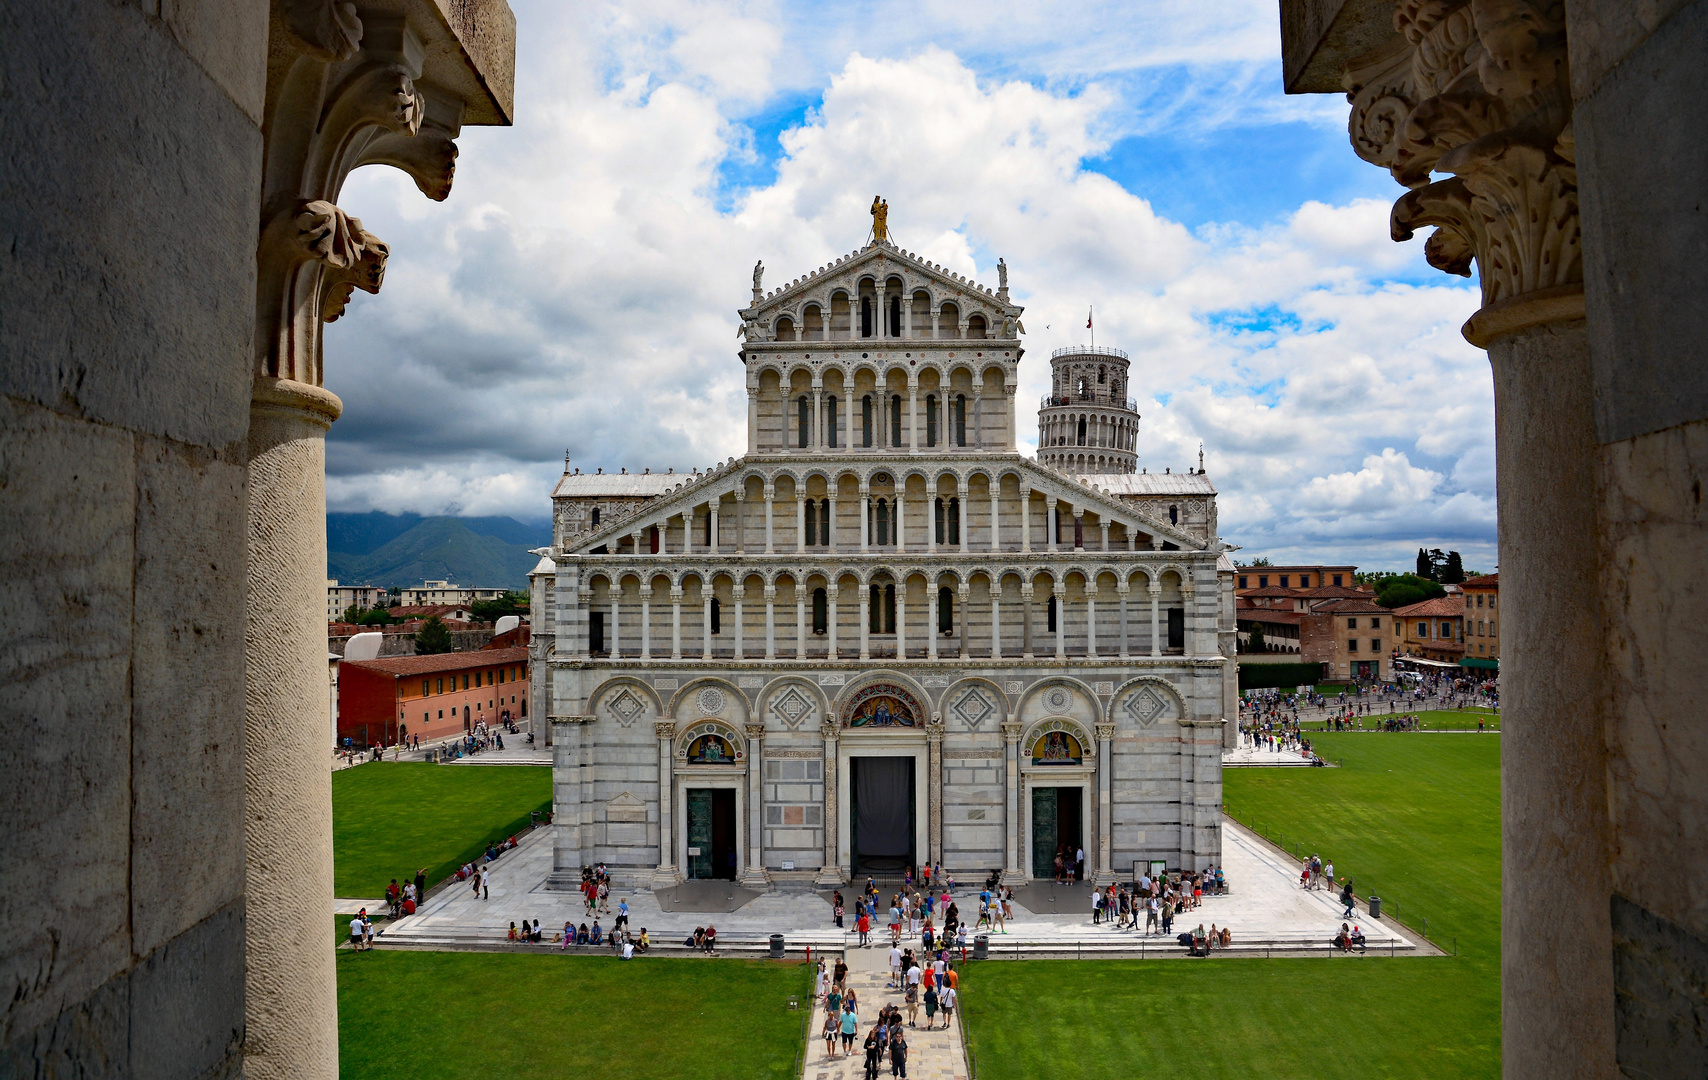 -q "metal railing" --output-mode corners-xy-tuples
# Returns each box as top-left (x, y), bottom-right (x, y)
(1051, 344), (1129, 361)
(1039, 393), (1139, 412)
